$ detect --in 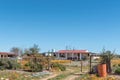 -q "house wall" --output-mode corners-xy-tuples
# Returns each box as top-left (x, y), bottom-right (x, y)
(51, 52), (89, 60)
(0, 54), (8, 58)
(0, 54), (15, 58)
